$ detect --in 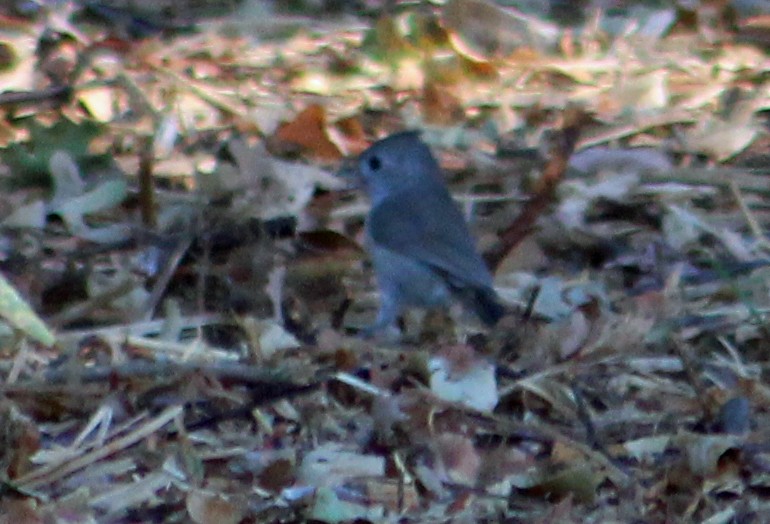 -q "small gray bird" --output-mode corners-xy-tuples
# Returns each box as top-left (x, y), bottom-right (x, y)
(354, 131), (504, 334)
